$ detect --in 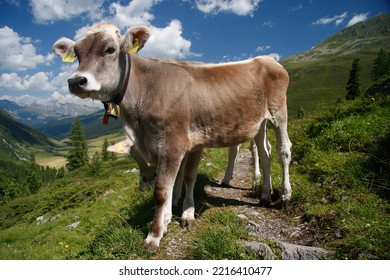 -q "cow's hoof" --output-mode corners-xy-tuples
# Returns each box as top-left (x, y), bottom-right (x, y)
(259, 199), (271, 208)
(281, 194), (291, 202)
(281, 196), (291, 209)
(180, 218), (194, 230)
(143, 236), (160, 251)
